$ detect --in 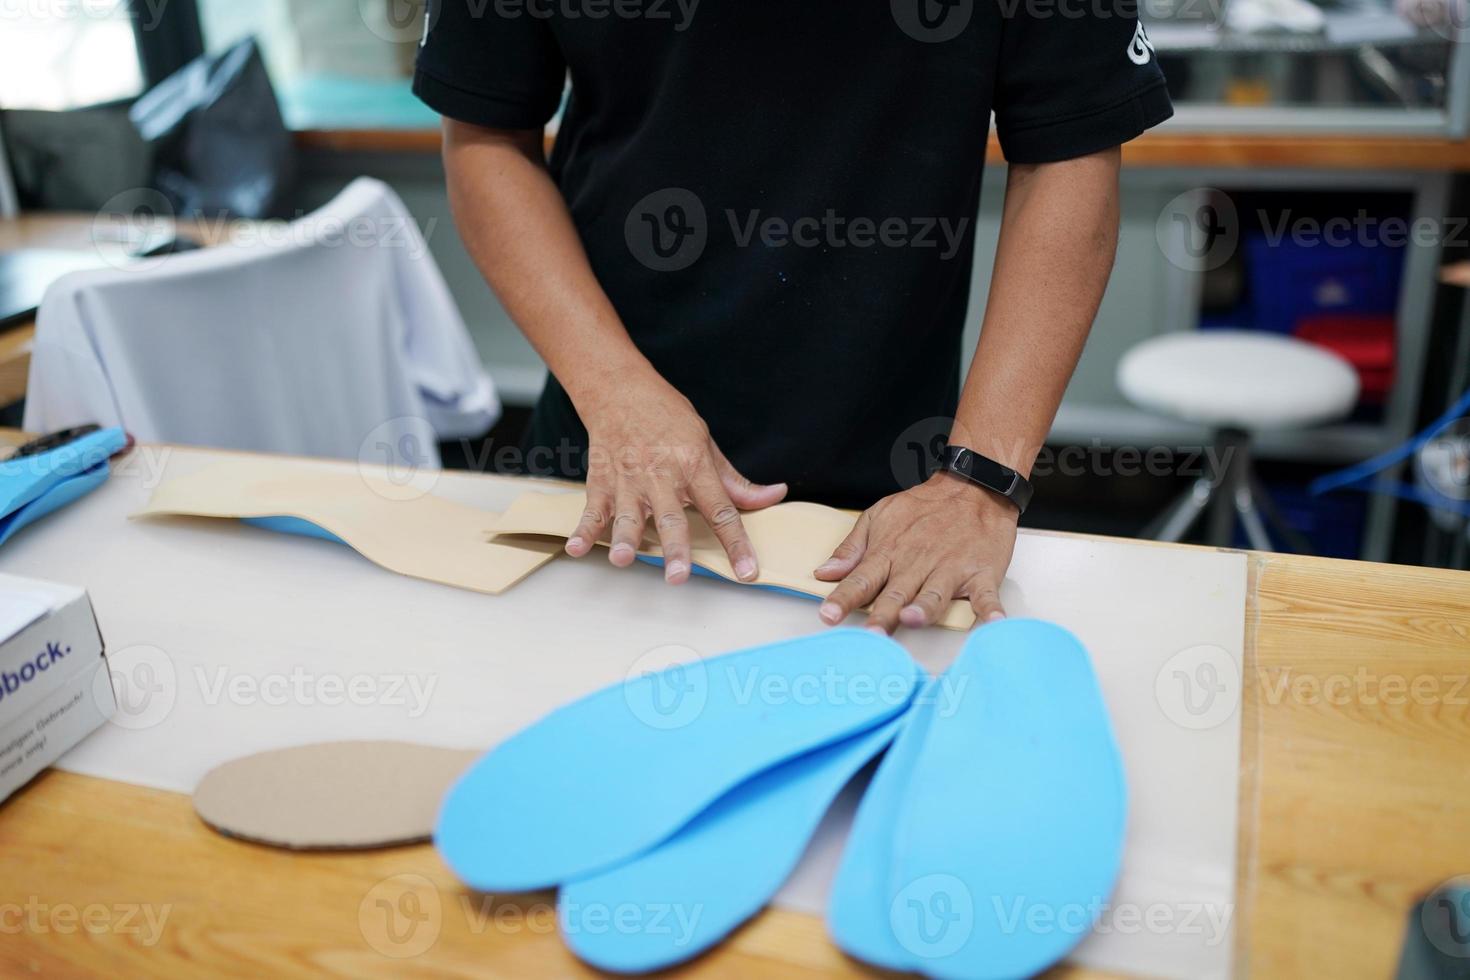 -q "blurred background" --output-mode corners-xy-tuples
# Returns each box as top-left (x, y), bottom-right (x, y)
(1, 0), (1468, 568)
